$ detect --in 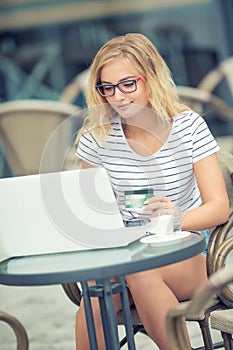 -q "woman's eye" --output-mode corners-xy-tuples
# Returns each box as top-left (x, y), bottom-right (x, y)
(122, 81), (134, 88)
(103, 86), (113, 92)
